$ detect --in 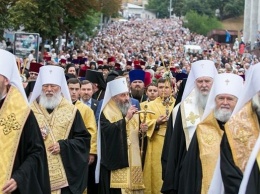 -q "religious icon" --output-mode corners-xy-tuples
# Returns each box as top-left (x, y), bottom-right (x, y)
(40, 125), (49, 140)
